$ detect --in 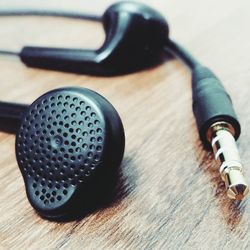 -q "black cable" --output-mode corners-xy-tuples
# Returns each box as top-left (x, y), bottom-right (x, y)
(0, 102), (28, 133)
(165, 39), (242, 150)
(0, 9), (102, 57)
(165, 39), (201, 70)
(0, 9), (101, 21)
(0, 50), (19, 56)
